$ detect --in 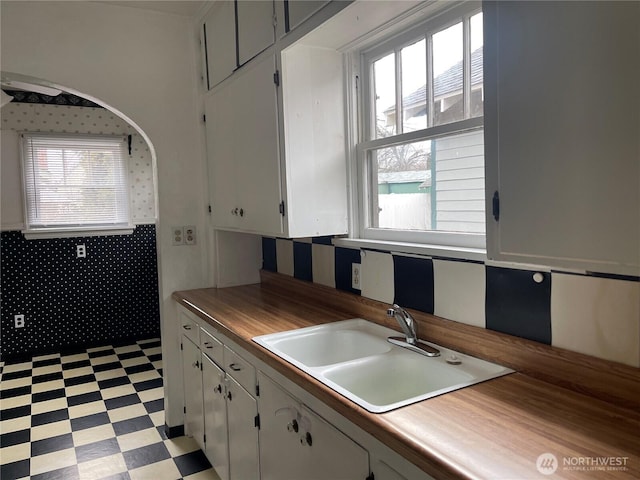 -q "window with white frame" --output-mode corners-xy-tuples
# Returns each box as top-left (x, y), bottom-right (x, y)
(21, 132), (132, 236)
(356, 4), (485, 249)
